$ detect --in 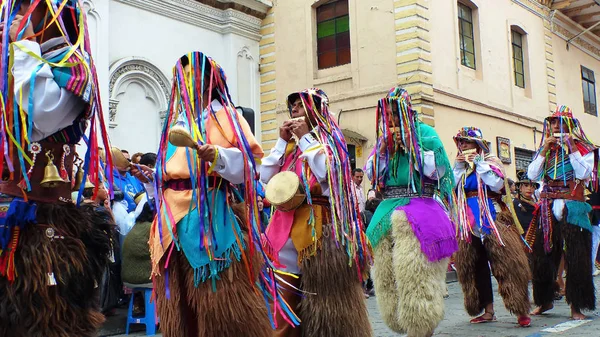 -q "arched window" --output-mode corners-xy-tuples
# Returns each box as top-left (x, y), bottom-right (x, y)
(316, 0), (350, 69)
